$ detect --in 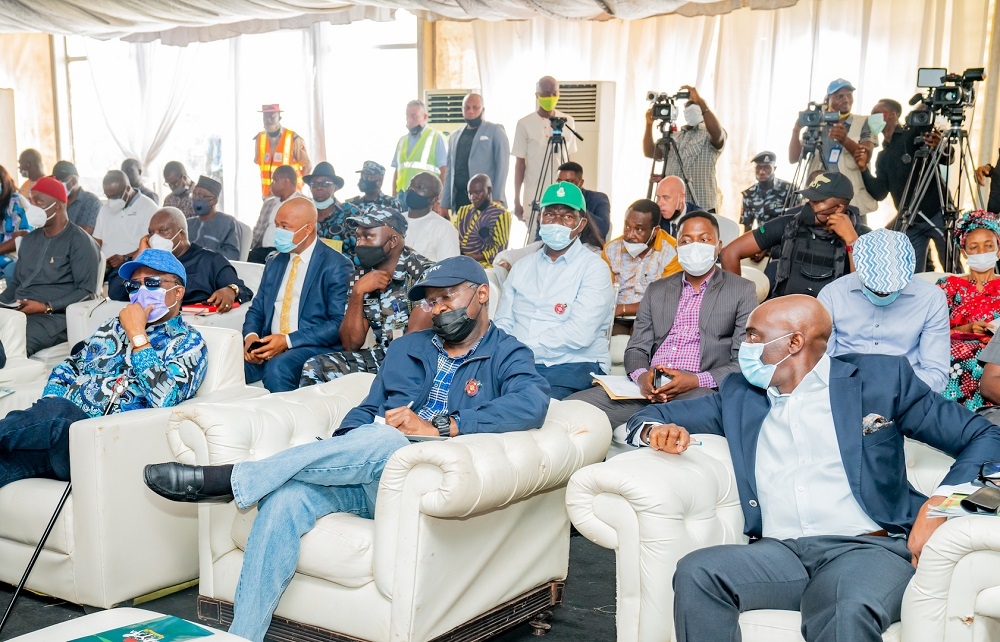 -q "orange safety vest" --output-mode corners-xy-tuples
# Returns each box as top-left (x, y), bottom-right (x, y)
(256, 129), (305, 197)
